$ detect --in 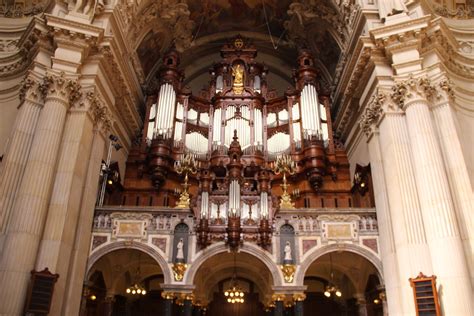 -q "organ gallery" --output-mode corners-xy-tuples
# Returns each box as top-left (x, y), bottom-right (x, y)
(0, 1), (472, 315)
